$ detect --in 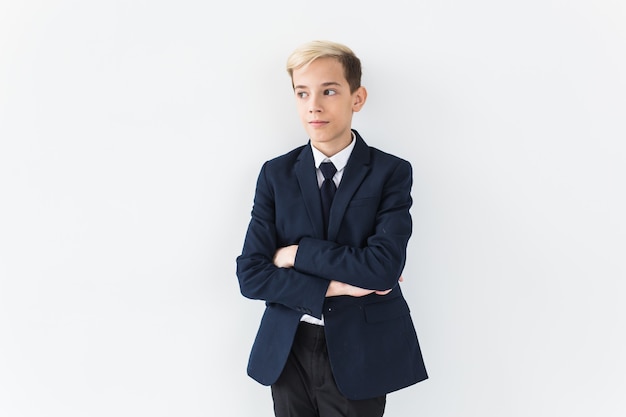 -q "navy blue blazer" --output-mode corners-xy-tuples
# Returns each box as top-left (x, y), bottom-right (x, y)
(236, 130), (428, 400)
